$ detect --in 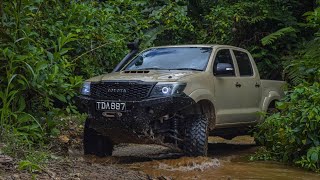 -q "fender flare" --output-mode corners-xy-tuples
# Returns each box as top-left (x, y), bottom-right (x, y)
(188, 89), (216, 129)
(188, 89), (215, 105)
(261, 90), (281, 112)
